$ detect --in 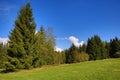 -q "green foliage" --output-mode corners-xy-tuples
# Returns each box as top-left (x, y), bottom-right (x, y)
(79, 52), (89, 62)
(23, 56), (33, 69)
(34, 26), (55, 65)
(86, 37), (96, 60)
(65, 44), (89, 63)
(79, 44), (87, 52)
(44, 40), (55, 65)
(54, 51), (66, 64)
(32, 56), (44, 68)
(0, 43), (8, 68)
(109, 37), (120, 58)
(65, 44), (79, 63)
(86, 35), (108, 60)
(100, 42), (109, 59)
(8, 2), (36, 58)
(3, 56), (22, 72)
(6, 2), (36, 71)
(4, 62), (16, 72)
(5, 3), (56, 71)
(1, 1), (120, 73)
(33, 26), (46, 67)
